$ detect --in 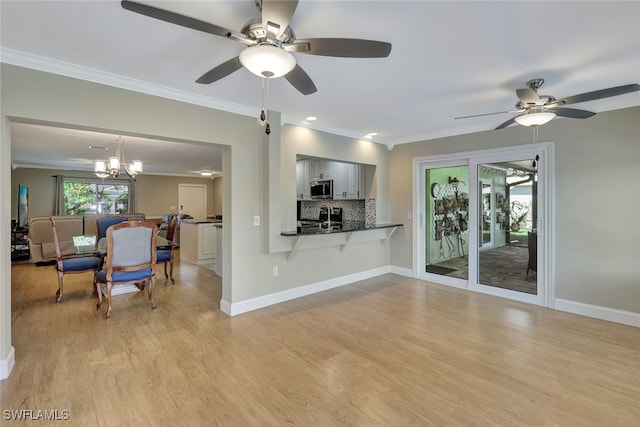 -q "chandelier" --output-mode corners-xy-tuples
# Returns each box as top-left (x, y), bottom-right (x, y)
(94, 136), (143, 179)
